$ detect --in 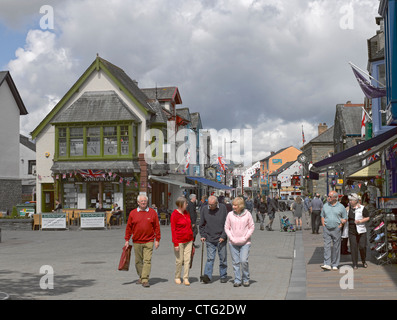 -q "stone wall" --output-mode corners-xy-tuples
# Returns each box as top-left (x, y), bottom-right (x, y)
(0, 219), (32, 231)
(0, 179), (22, 212)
